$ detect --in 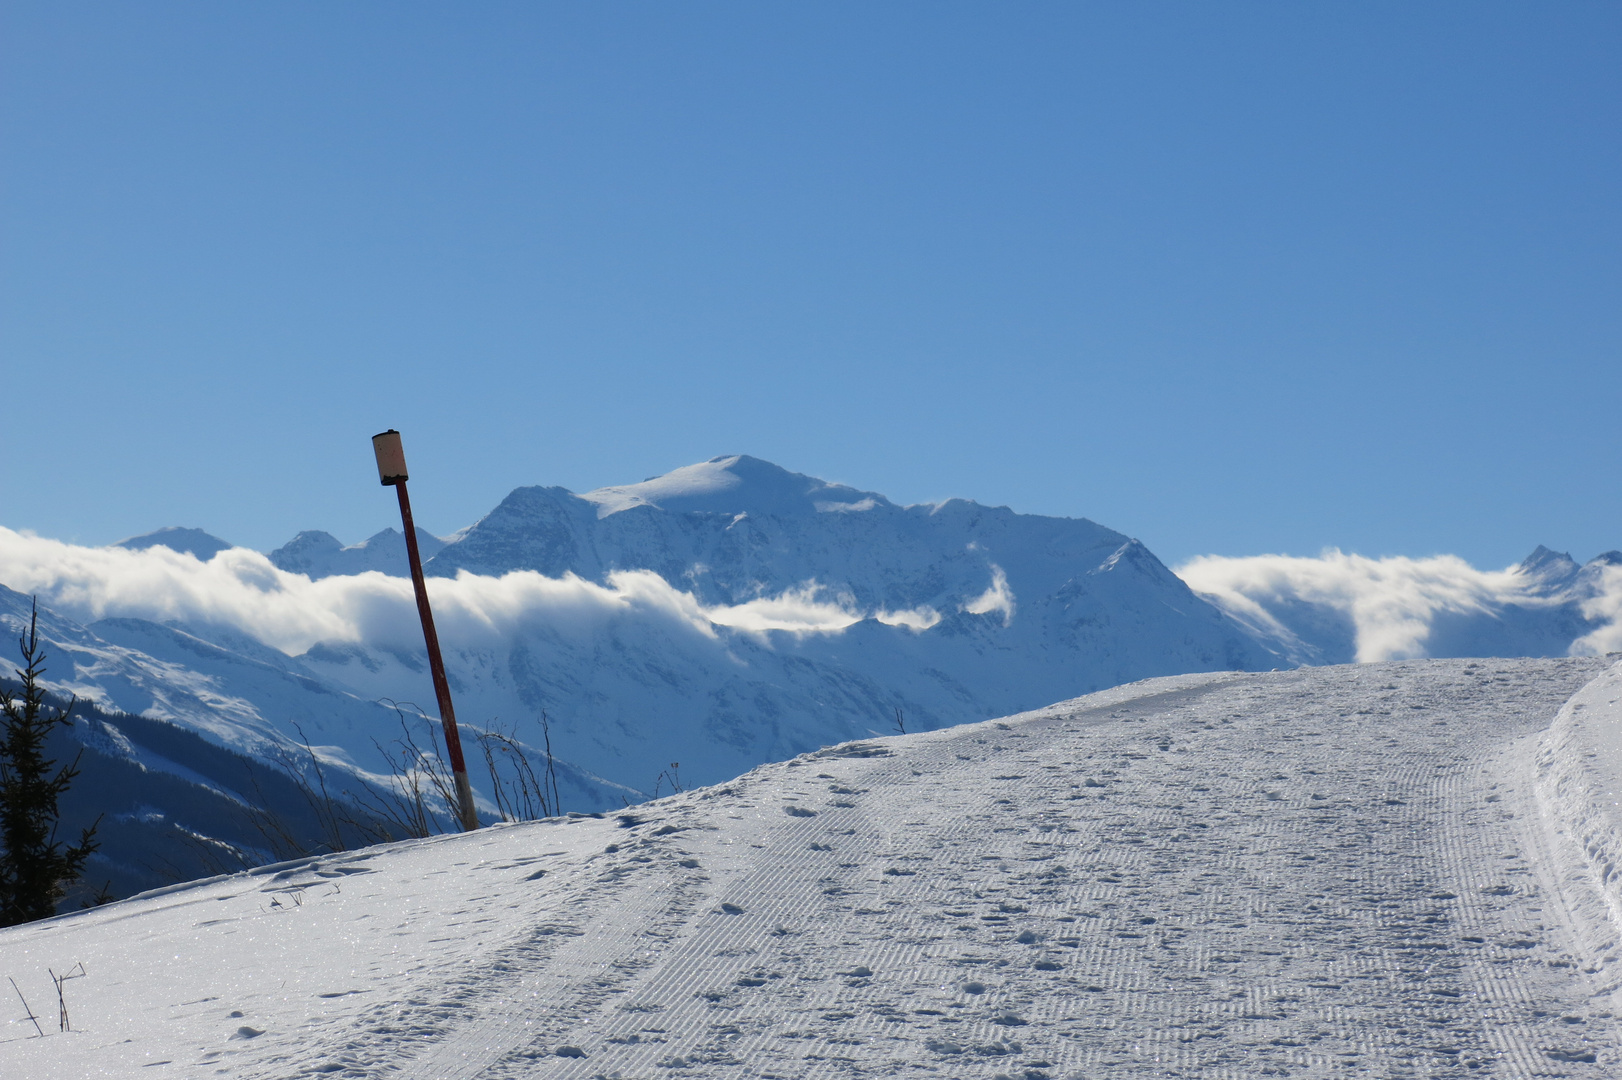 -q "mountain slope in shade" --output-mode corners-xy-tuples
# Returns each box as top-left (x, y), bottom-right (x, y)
(0, 584), (636, 826)
(8, 691), (411, 906)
